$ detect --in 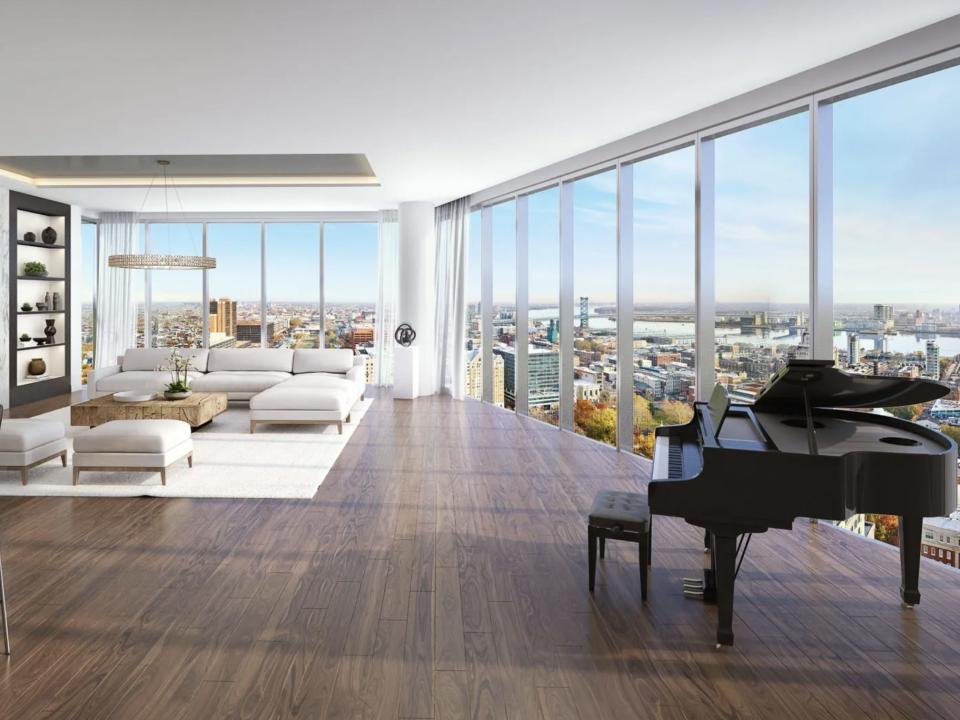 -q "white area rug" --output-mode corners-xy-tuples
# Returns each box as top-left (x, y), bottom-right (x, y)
(0, 400), (371, 499)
